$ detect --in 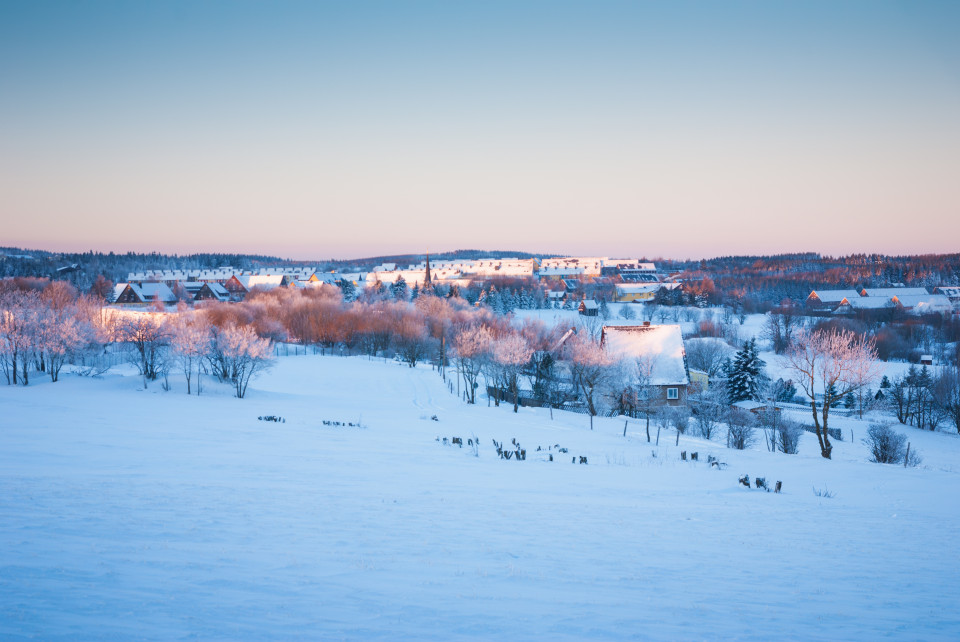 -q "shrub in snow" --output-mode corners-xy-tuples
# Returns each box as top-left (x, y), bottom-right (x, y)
(726, 408), (756, 450)
(776, 418), (803, 455)
(691, 387), (725, 440)
(864, 423), (907, 464)
(661, 406), (690, 434)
